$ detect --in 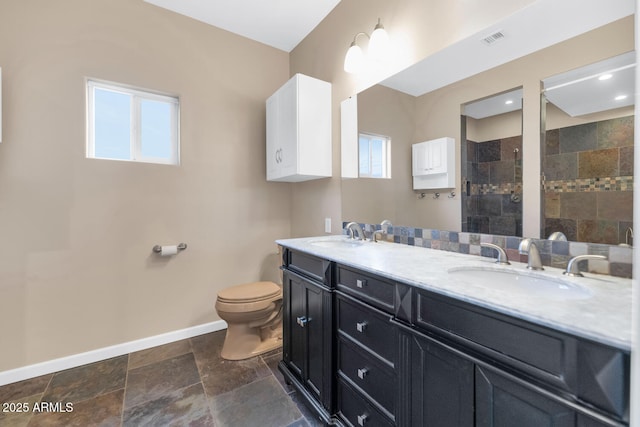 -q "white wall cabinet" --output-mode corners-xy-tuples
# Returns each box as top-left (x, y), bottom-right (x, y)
(412, 137), (455, 189)
(266, 74), (331, 182)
